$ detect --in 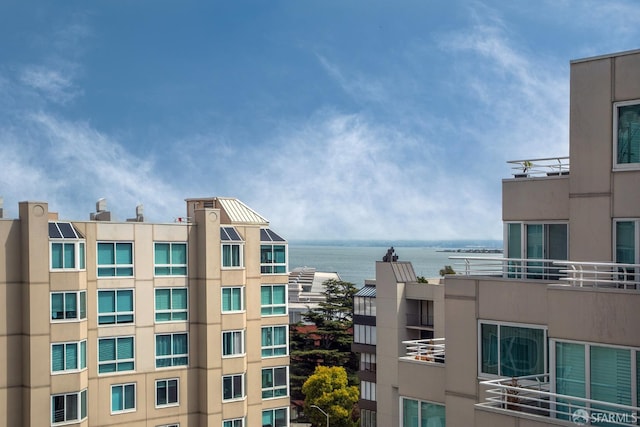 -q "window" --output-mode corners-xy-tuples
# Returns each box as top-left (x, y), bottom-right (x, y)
(260, 228), (287, 274)
(111, 383), (135, 413)
(97, 242), (133, 277)
(222, 330), (244, 357)
(222, 374), (245, 401)
(156, 333), (188, 368)
(360, 409), (377, 427)
(505, 222), (568, 279)
(98, 337), (135, 374)
(156, 378), (179, 407)
(615, 219), (639, 281)
(98, 289), (134, 325)
(154, 242), (187, 276)
(261, 325), (288, 357)
(261, 285), (286, 316)
(221, 227), (244, 268)
(614, 100), (640, 167)
(361, 380), (376, 401)
(354, 324), (377, 345)
(401, 397), (445, 427)
(261, 367), (288, 399)
(222, 287), (243, 312)
(155, 288), (188, 322)
(52, 341), (86, 373)
(354, 292), (376, 316)
(51, 291), (86, 321)
(262, 407), (288, 427)
(49, 222), (85, 271)
(223, 419), (244, 427)
(51, 390), (87, 425)
(360, 353), (376, 372)
(479, 321), (547, 377)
